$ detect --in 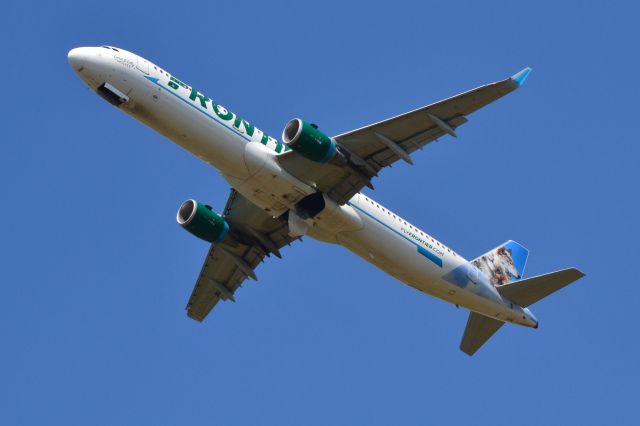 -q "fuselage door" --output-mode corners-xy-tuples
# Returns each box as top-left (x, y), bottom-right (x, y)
(136, 57), (149, 74)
